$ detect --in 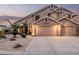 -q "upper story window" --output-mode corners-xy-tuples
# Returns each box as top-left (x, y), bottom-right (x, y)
(48, 13), (50, 17)
(43, 18), (48, 23)
(45, 18), (47, 21)
(65, 14), (71, 19)
(68, 14), (71, 19)
(35, 15), (40, 21)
